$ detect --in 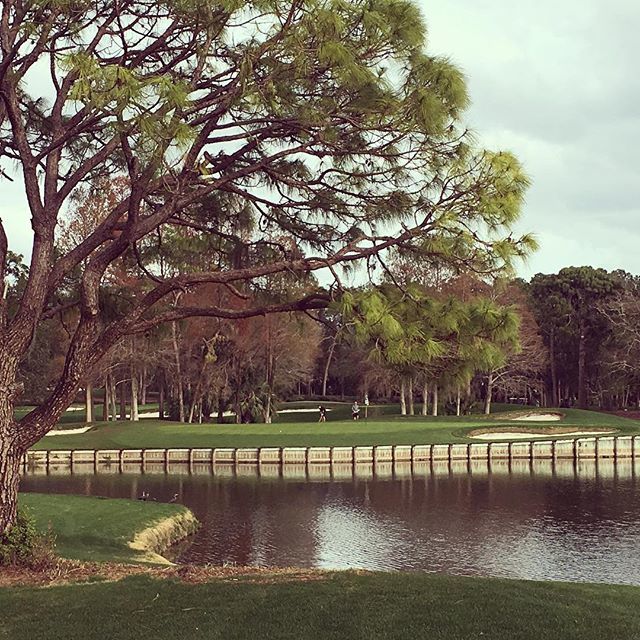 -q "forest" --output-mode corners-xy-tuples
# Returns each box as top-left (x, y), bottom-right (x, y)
(17, 216), (640, 420)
